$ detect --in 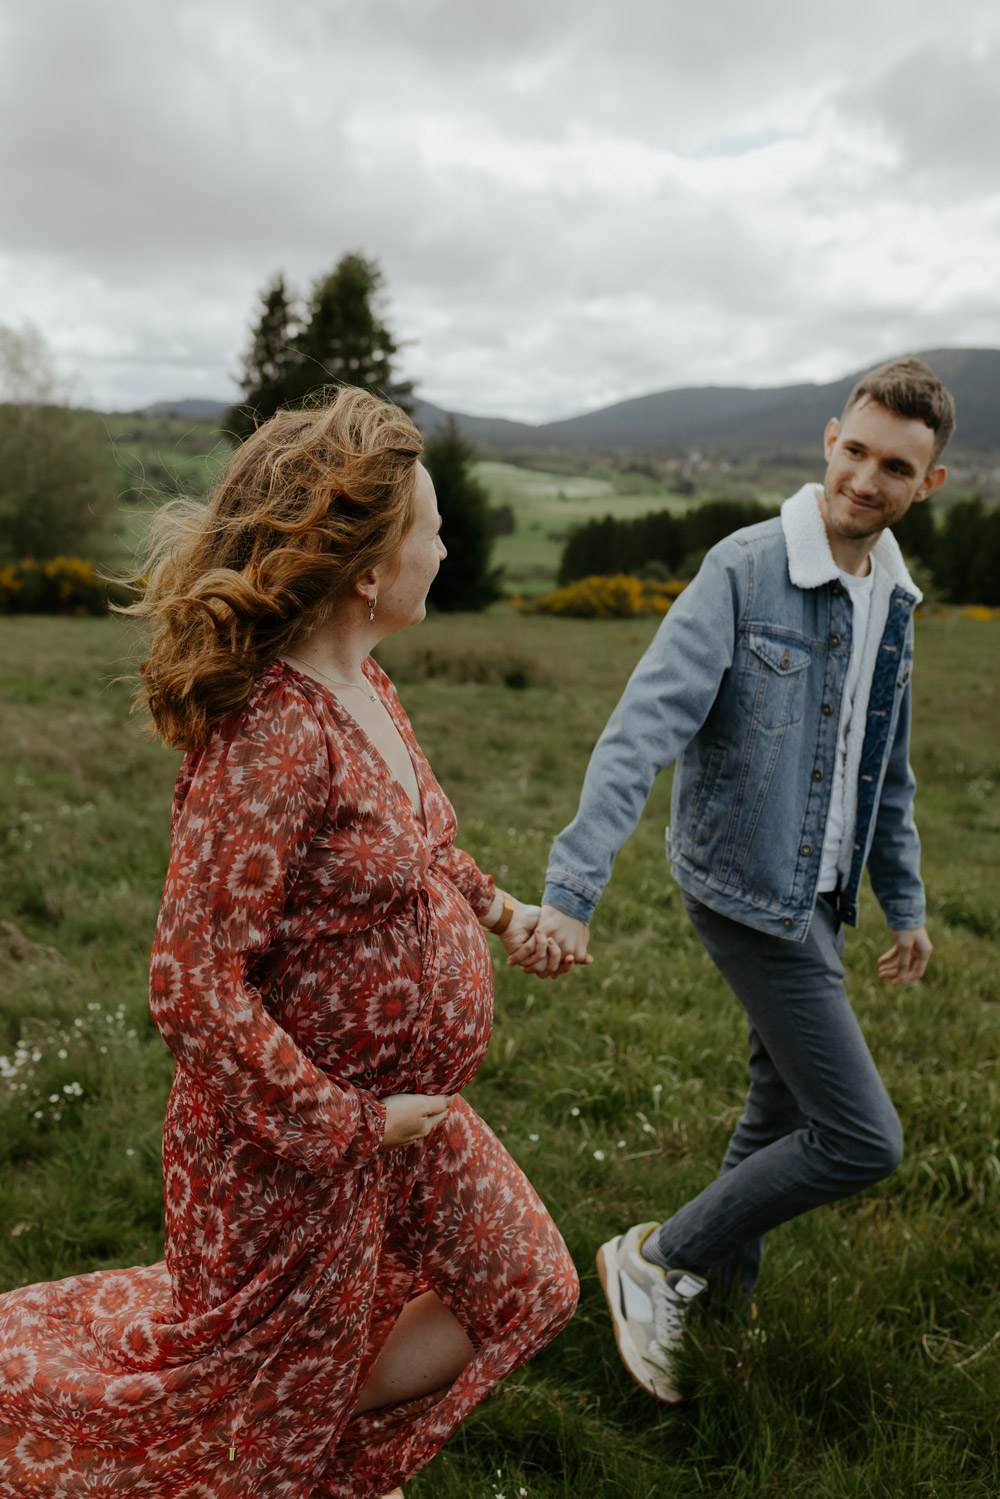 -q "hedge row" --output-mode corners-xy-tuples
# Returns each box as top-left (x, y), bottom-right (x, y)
(559, 494), (1000, 605)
